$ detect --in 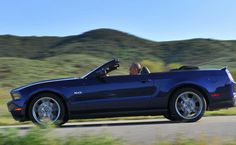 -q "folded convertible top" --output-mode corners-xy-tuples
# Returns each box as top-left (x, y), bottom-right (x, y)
(170, 66), (199, 71)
